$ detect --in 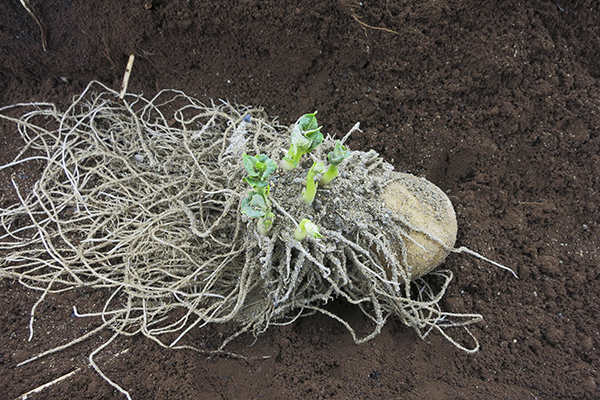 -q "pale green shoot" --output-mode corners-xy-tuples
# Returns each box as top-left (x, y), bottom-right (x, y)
(241, 153), (277, 235)
(320, 140), (352, 185)
(293, 218), (323, 241)
(302, 161), (324, 205)
(281, 112), (323, 170)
